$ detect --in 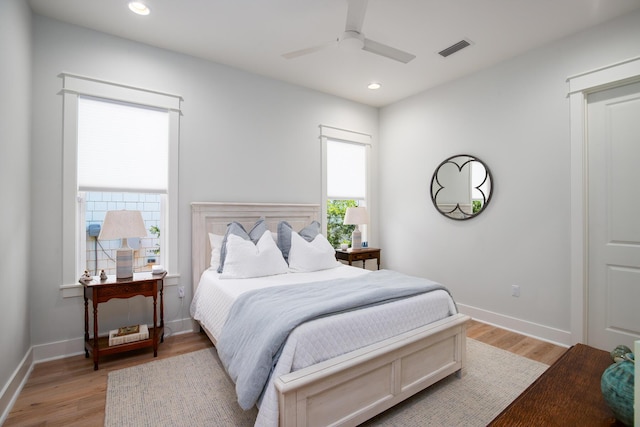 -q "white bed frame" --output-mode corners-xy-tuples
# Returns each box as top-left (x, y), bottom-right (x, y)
(191, 202), (470, 427)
